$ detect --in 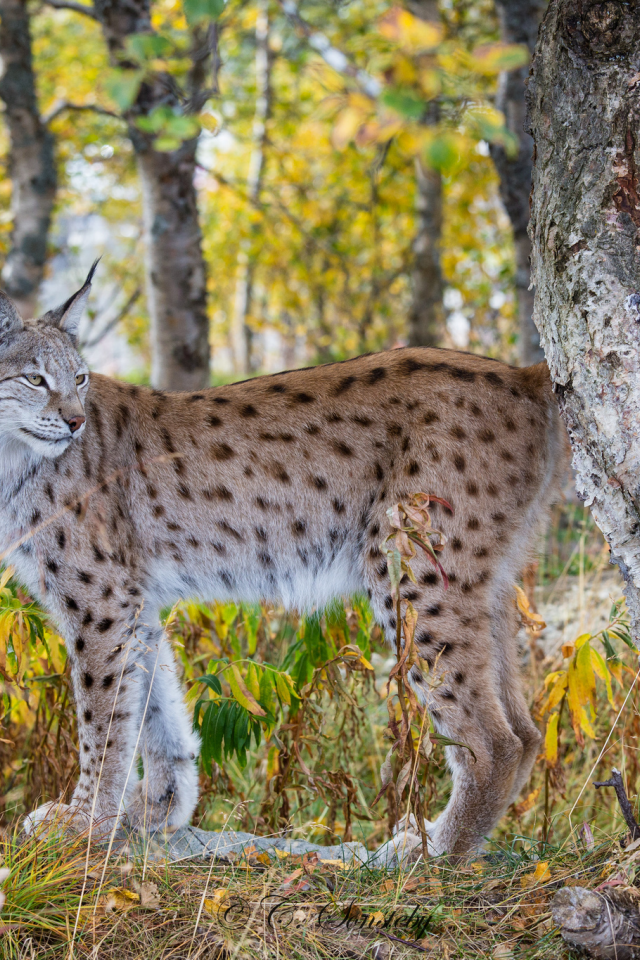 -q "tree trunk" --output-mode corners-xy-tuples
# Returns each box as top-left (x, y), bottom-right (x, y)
(93, 0), (210, 391)
(527, 0), (640, 644)
(0, 0), (57, 318)
(491, 0), (545, 365)
(231, 0), (271, 375)
(406, 0), (444, 349)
